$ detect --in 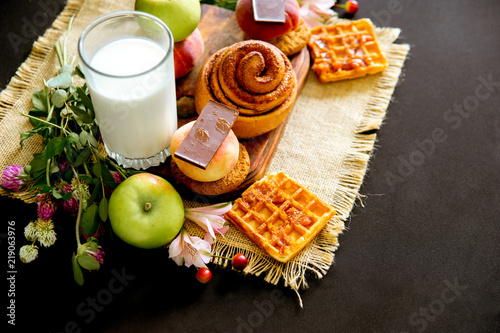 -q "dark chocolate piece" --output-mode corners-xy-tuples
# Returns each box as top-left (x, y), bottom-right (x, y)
(252, 0), (286, 23)
(174, 100), (239, 170)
